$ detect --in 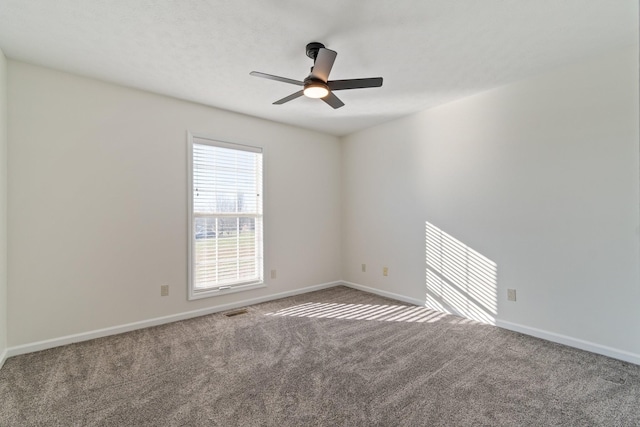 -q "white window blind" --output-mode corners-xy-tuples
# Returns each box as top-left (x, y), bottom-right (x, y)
(188, 135), (264, 299)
